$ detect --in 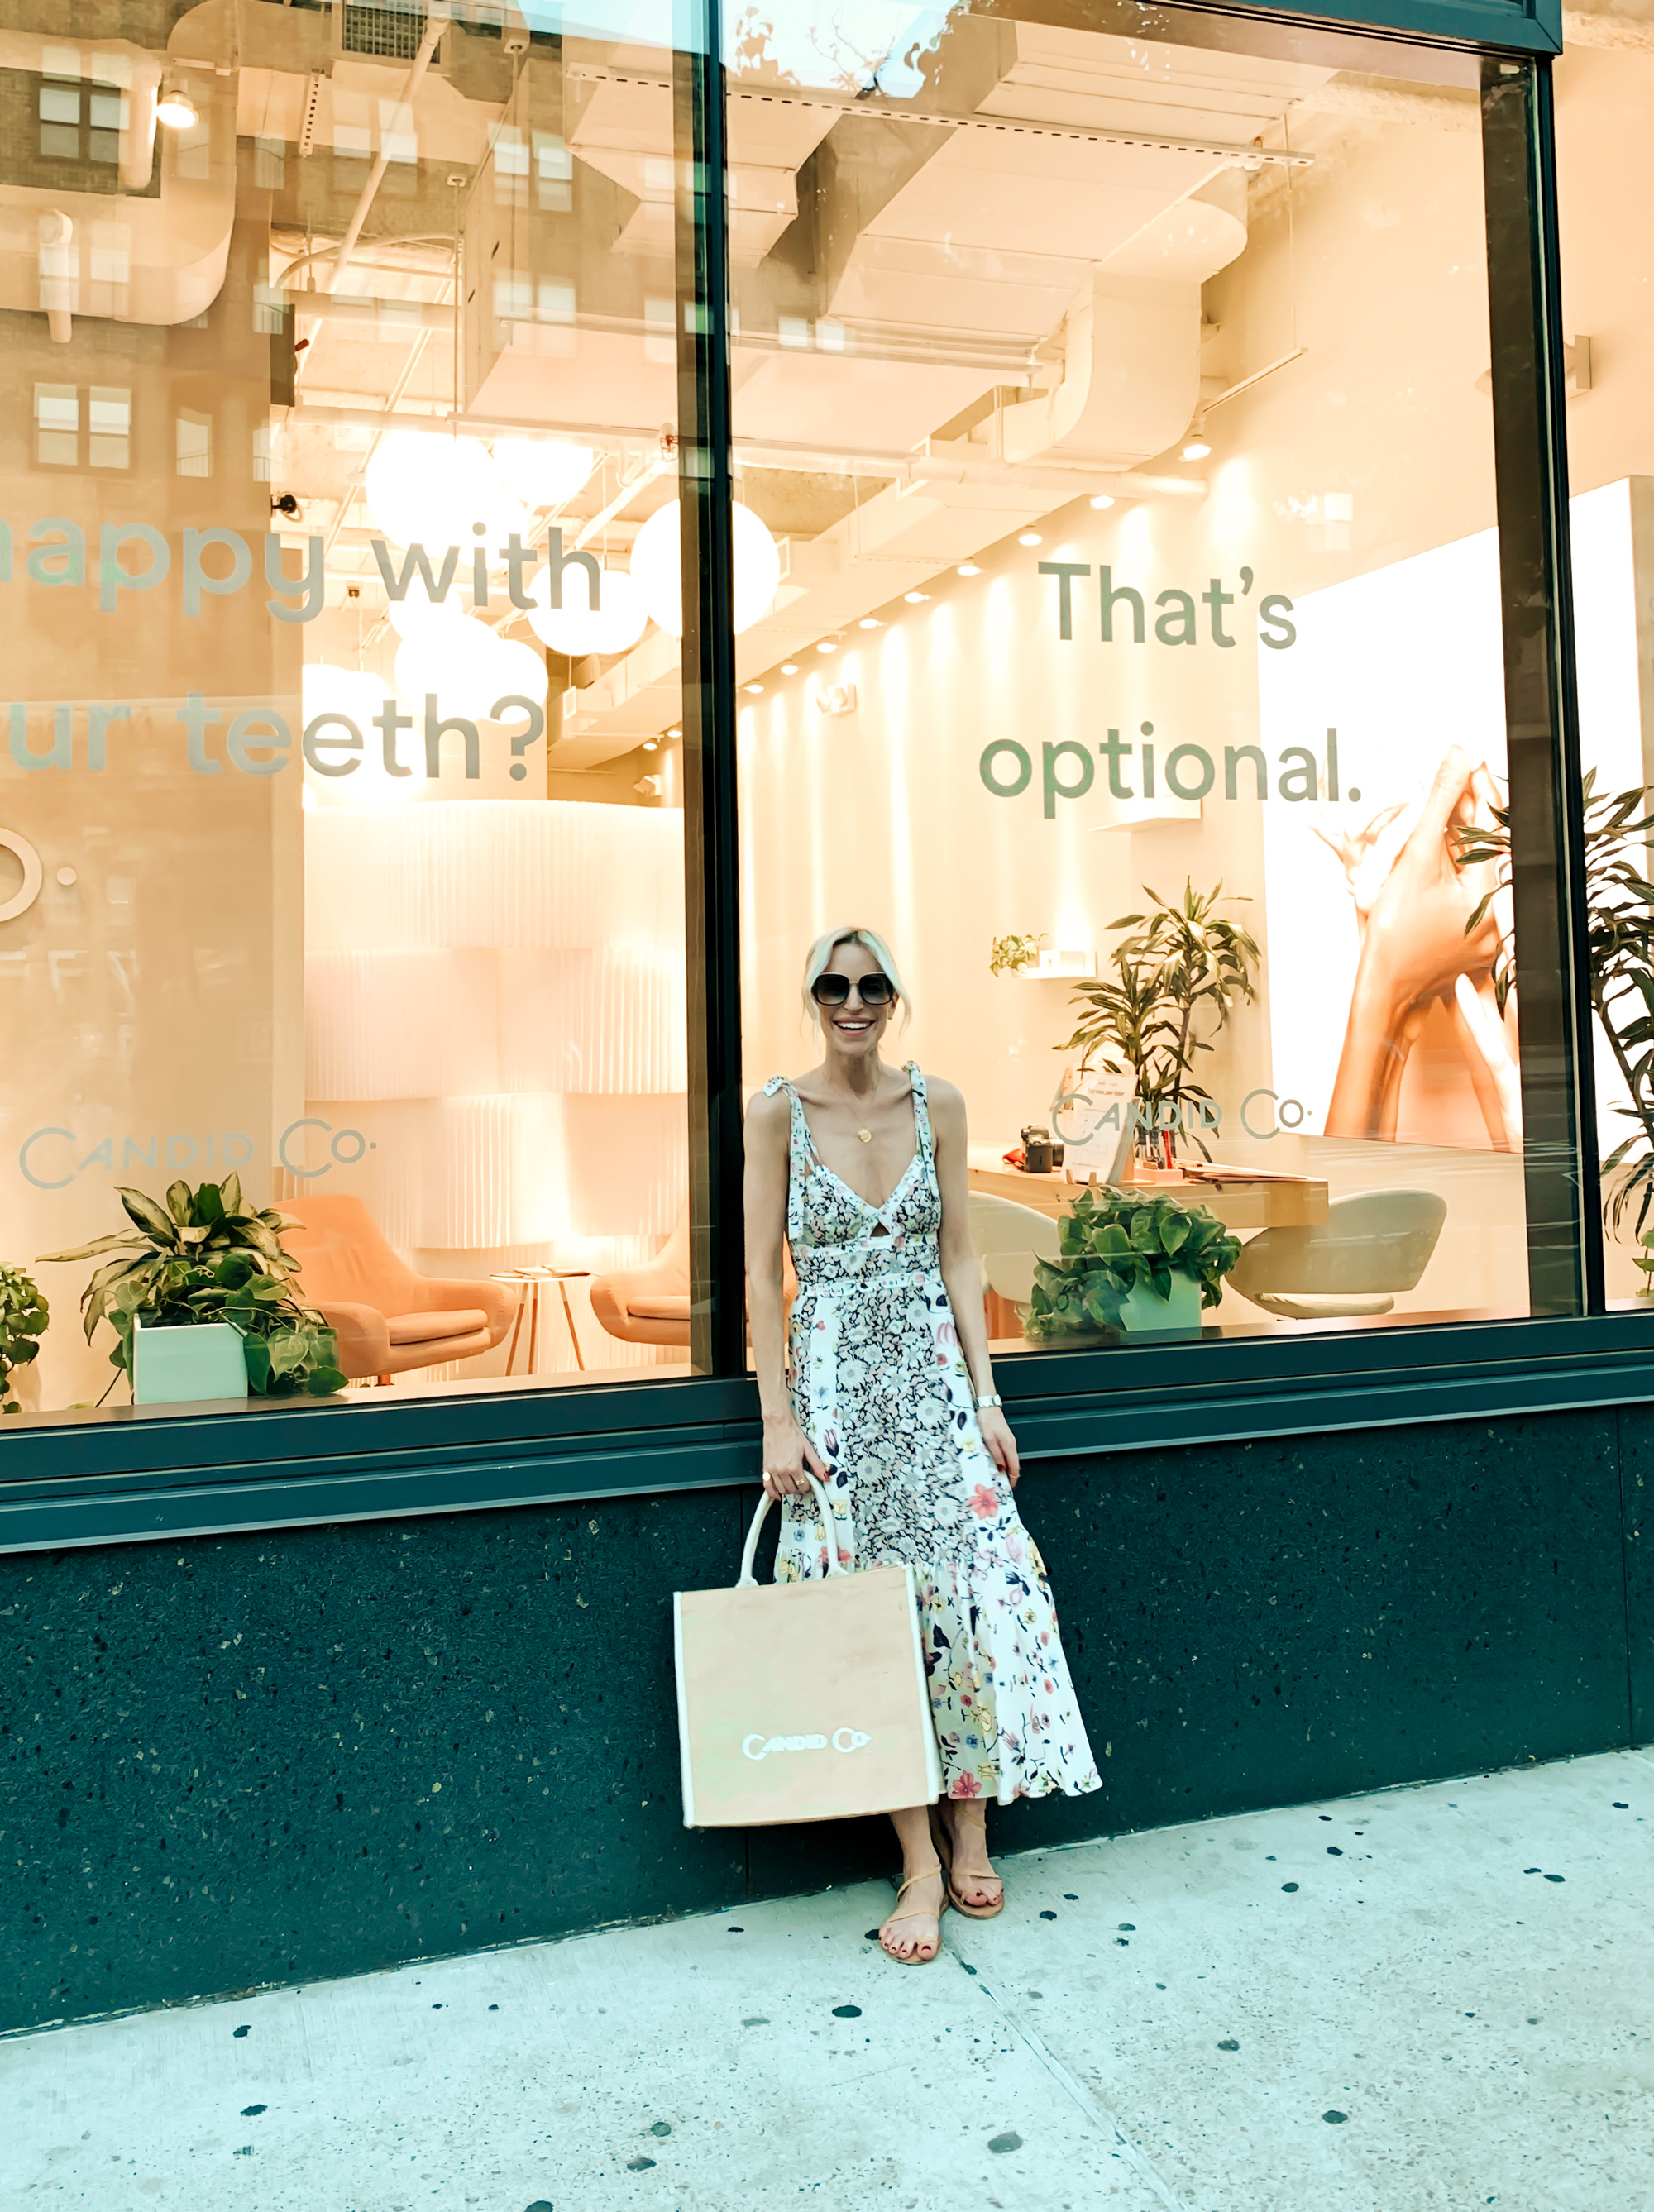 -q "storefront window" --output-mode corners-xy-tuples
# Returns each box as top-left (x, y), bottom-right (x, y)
(1556, 8), (1654, 1306)
(2, 2), (710, 1413)
(730, 2), (1589, 1348)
